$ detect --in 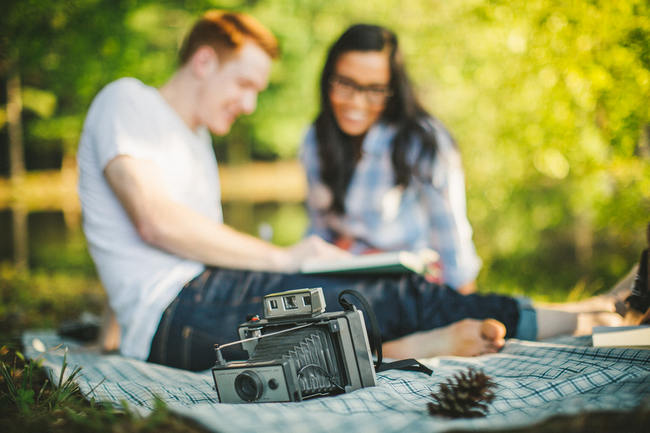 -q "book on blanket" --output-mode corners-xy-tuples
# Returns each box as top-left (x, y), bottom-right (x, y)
(592, 325), (650, 349)
(300, 248), (441, 280)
